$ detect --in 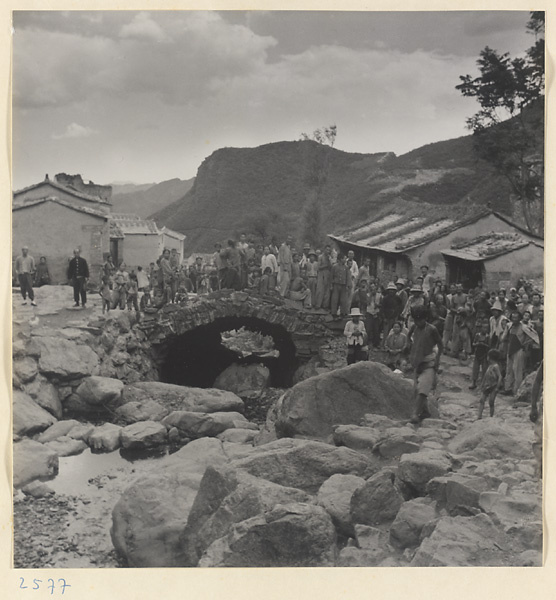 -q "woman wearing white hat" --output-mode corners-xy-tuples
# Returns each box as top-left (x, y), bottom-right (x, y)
(344, 308), (368, 364)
